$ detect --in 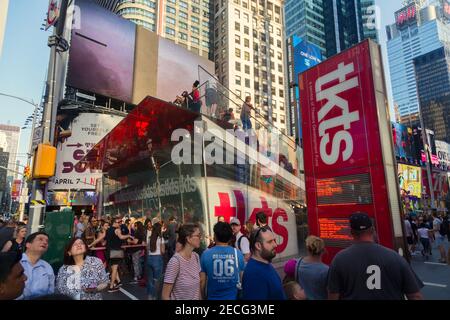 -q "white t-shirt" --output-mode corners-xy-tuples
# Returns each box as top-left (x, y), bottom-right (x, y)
(234, 232), (250, 255)
(404, 220), (413, 237)
(418, 227), (429, 239)
(148, 236), (164, 256)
